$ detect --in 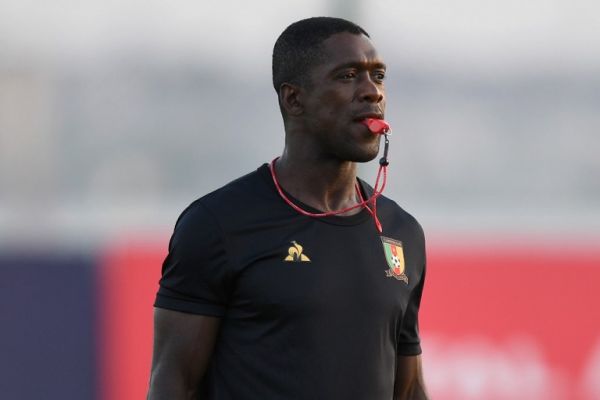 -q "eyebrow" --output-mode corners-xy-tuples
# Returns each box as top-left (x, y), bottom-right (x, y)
(331, 60), (387, 72)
